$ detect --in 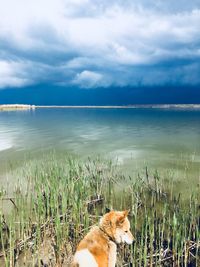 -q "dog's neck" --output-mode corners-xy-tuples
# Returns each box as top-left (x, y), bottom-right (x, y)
(99, 226), (118, 245)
